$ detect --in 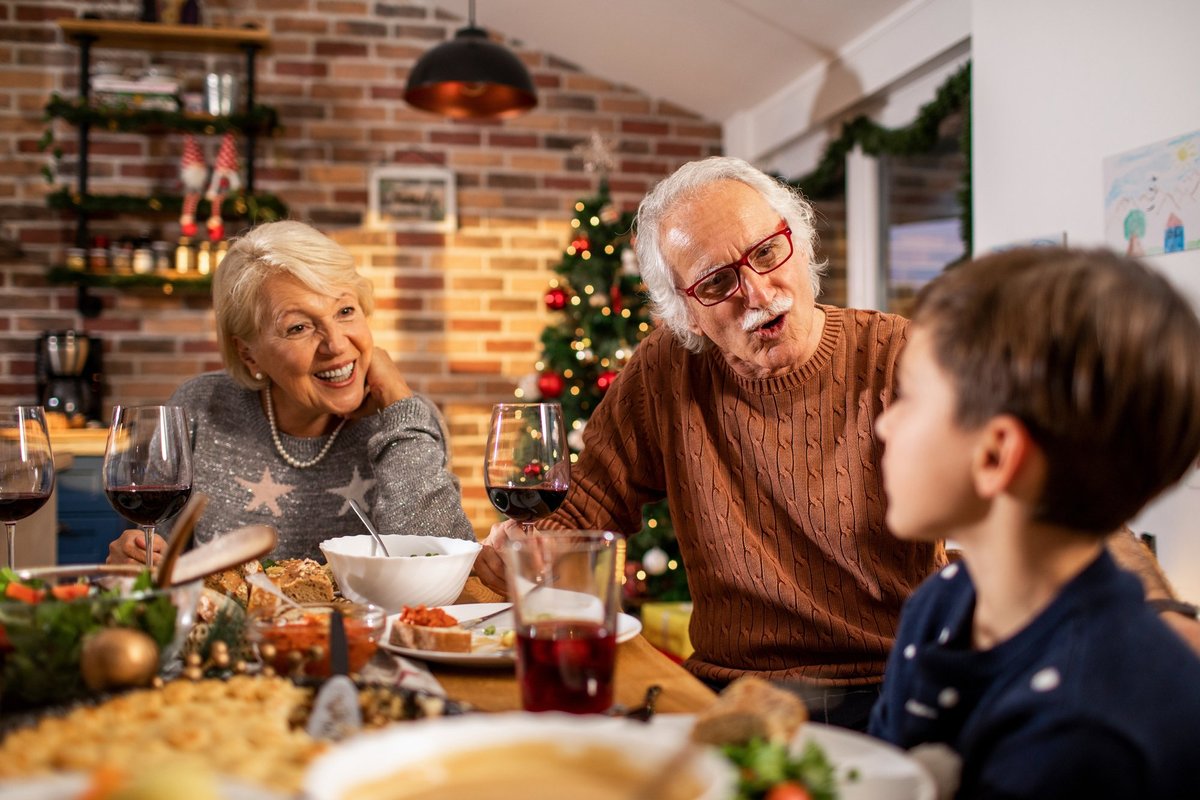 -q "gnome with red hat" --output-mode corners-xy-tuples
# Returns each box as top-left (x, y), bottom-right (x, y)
(205, 132), (241, 241)
(179, 133), (207, 237)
